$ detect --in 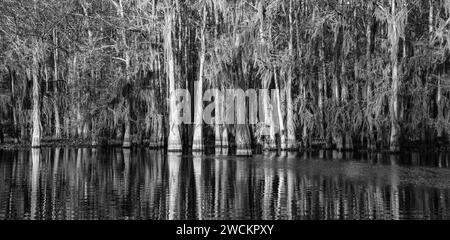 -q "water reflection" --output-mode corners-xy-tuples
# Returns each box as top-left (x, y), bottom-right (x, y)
(30, 149), (40, 220)
(1, 148), (450, 220)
